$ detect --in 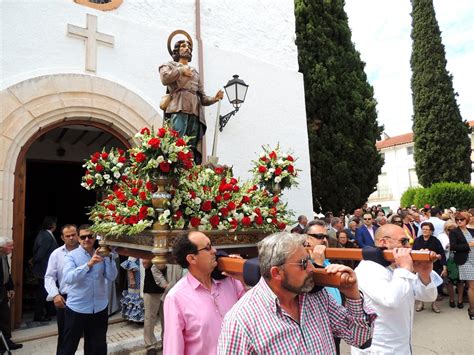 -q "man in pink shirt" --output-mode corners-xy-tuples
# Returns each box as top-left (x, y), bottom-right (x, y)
(163, 231), (246, 355)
